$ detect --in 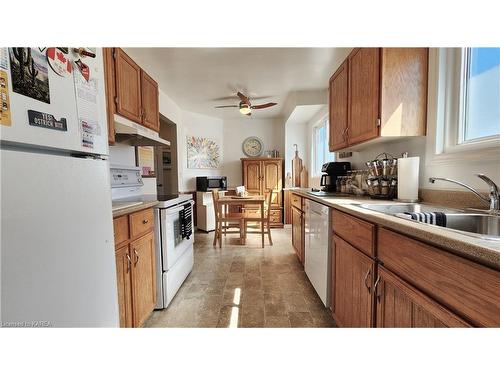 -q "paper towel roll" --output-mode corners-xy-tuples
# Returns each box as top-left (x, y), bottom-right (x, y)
(397, 156), (420, 202)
